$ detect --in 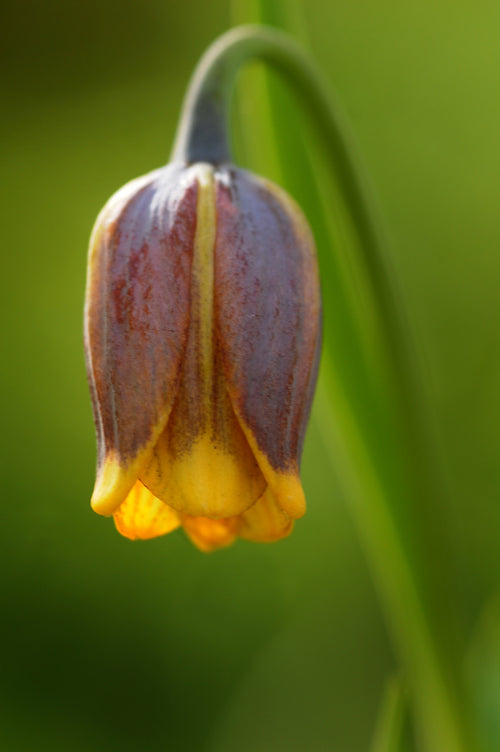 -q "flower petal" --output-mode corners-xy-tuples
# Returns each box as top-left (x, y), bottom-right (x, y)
(181, 514), (239, 552)
(84, 165), (198, 515)
(239, 488), (294, 542)
(113, 480), (180, 540)
(214, 168), (321, 518)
